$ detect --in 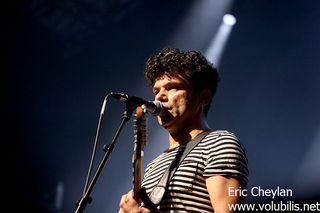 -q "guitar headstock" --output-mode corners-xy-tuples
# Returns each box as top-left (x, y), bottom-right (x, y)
(134, 106), (147, 150)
